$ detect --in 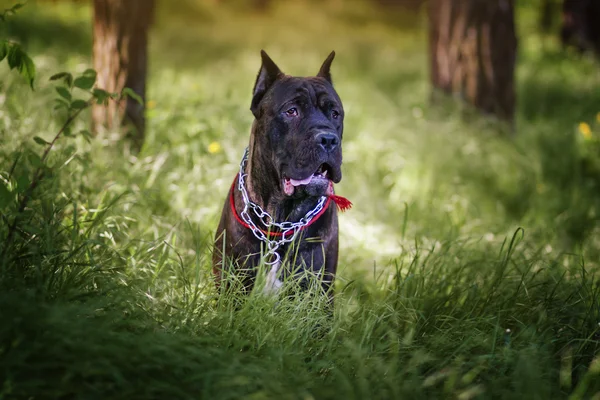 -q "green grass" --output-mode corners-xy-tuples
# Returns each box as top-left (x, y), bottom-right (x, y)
(1, 0), (600, 398)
